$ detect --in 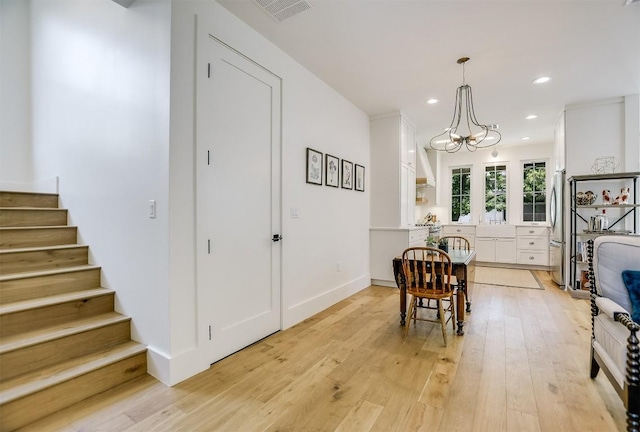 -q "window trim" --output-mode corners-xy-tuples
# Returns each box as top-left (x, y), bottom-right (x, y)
(521, 158), (549, 223)
(450, 165), (473, 223)
(483, 162), (509, 224)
